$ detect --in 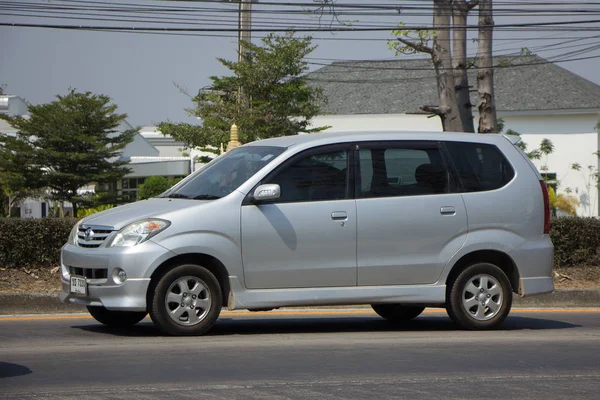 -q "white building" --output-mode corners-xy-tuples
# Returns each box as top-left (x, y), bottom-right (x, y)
(306, 55), (600, 217)
(139, 125), (216, 171)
